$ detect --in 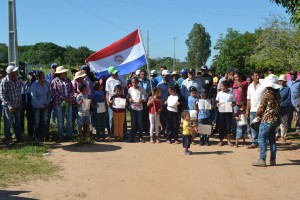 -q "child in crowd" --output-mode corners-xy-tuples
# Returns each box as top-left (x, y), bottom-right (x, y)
(195, 88), (212, 146)
(90, 82), (106, 141)
(233, 103), (247, 147)
(187, 86), (199, 144)
(109, 85), (127, 140)
(147, 87), (162, 143)
(76, 84), (90, 140)
(127, 77), (146, 143)
(181, 111), (197, 155)
(216, 80), (236, 146)
(166, 83), (185, 144)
